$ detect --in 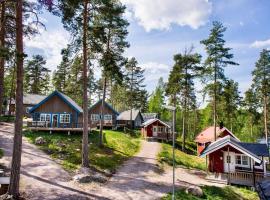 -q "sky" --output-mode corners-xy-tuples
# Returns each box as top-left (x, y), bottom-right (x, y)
(25, 0), (270, 106)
